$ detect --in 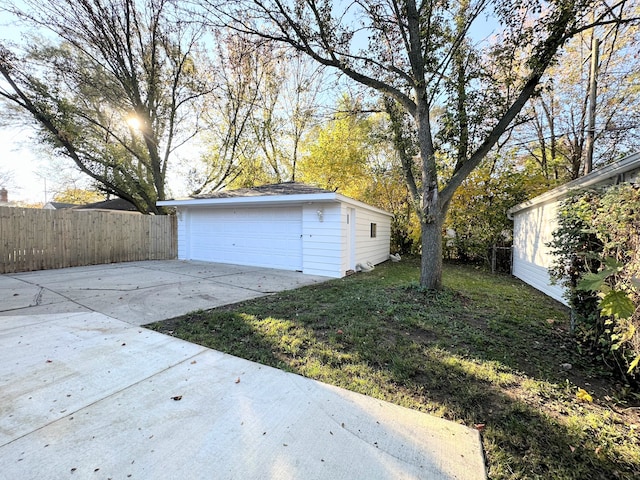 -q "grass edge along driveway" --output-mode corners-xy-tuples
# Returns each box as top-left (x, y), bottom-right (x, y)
(147, 259), (640, 480)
